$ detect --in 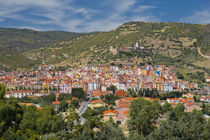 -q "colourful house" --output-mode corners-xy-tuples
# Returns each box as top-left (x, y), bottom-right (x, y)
(103, 109), (117, 123)
(184, 103), (201, 112)
(89, 100), (105, 109)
